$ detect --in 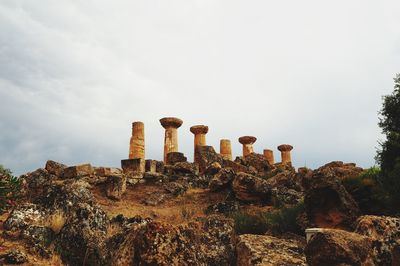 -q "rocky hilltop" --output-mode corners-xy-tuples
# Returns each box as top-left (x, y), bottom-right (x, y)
(0, 118), (399, 265)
